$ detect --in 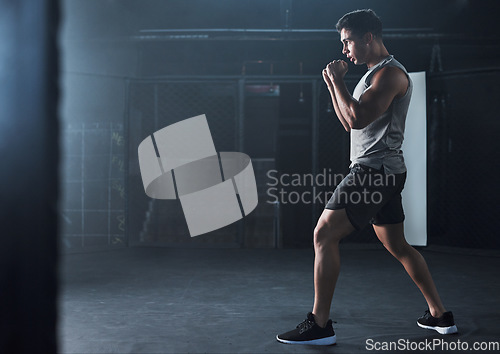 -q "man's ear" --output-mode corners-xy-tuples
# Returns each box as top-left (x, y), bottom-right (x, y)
(363, 32), (374, 45)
